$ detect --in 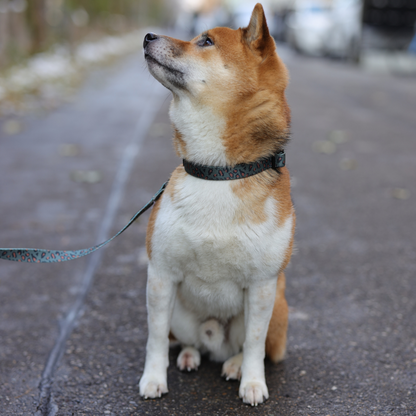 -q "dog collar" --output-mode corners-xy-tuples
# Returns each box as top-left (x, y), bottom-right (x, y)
(183, 151), (285, 181)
